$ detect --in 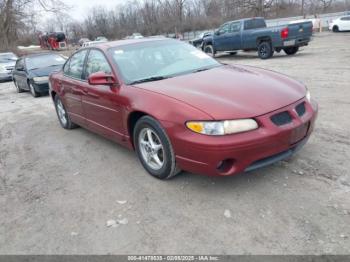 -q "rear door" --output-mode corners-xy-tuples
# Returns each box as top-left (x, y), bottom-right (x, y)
(81, 49), (124, 142)
(340, 16), (350, 30)
(227, 21), (242, 50)
(61, 49), (88, 126)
